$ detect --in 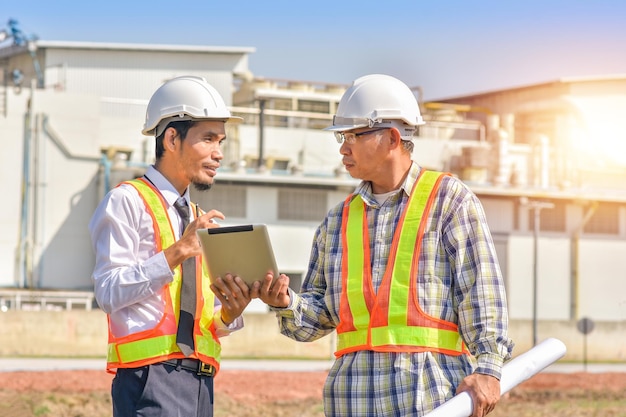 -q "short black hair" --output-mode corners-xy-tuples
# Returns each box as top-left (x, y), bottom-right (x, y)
(154, 120), (198, 160)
